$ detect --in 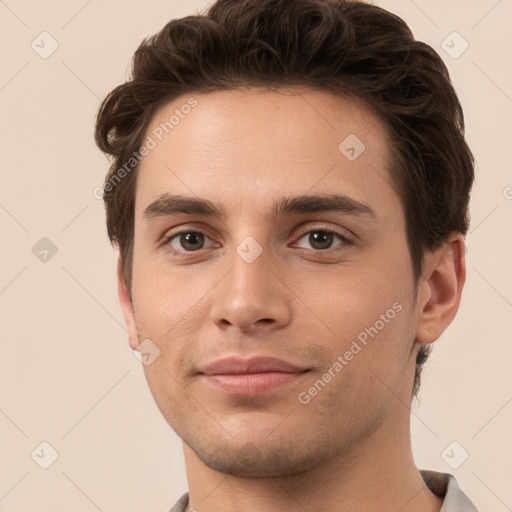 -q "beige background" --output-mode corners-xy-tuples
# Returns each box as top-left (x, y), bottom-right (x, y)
(0, 0), (511, 510)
